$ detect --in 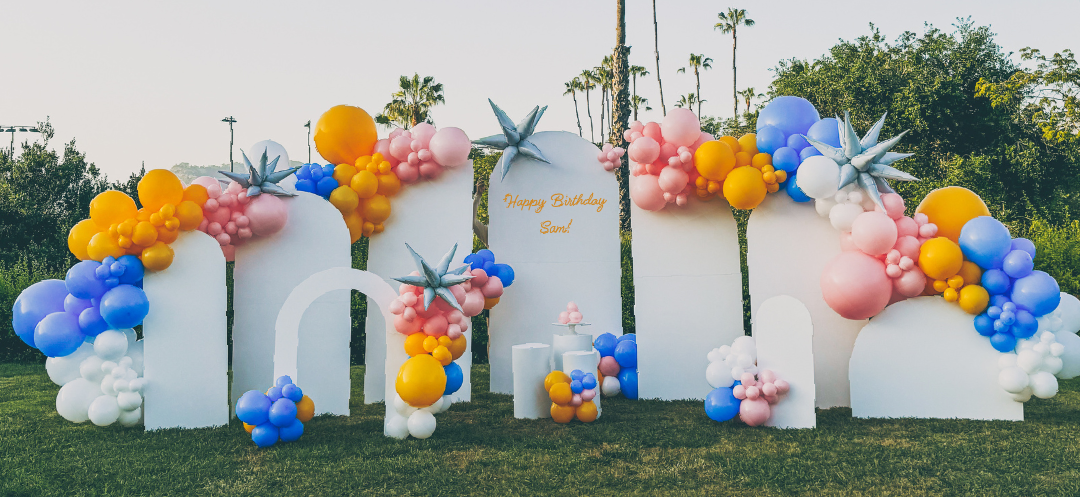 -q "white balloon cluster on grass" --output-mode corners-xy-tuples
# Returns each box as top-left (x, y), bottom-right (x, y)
(385, 393), (453, 440)
(1037, 292), (1080, 379)
(998, 331), (1064, 402)
(705, 336), (757, 388)
(46, 329), (145, 426)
